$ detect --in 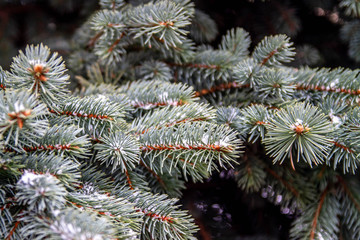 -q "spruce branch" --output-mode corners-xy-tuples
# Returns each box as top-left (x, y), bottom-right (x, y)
(10, 125), (91, 160)
(68, 191), (143, 237)
(140, 160), (185, 198)
(0, 90), (49, 151)
(20, 153), (81, 190)
(113, 166), (150, 191)
(138, 60), (172, 82)
(118, 80), (197, 110)
(265, 166), (317, 209)
(0, 188), (13, 238)
(326, 107), (360, 173)
(337, 176), (360, 239)
(235, 154), (267, 193)
(140, 122), (242, 171)
(194, 81), (250, 97)
(190, 49), (239, 82)
(157, 38), (196, 63)
(241, 104), (271, 143)
(99, 0), (126, 11)
(327, 130), (360, 174)
(94, 31), (128, 65)
(7, 44), (69, 109)
(94, 130), (141, 173)
(294, 67), (360, 104)
(290, 185), (340, 240)
(232, 58), (260, 87)
(0, 66), (6, 90)
(5, 1), (360, 238)
(189, 9), (218, 43)
(115, 189), (198, 240)
(131, 102), (216, 134)
(141, 153), (212, 184)
(22, 208), (117, 239)
(263, 102), (332, 169)
(91, 9), (125, 34)
(128, 0), (192, 49)
(256, 69), (295, 103)
(78, 82), (119, 97)
(16, 171), (67, 214)
(252, 34), (296, 67)
(76, 63), (123, 87)
(340, 0), (360, 18)
(79, 164), (115, 193)
(50, 96), (126, 138)
(215, 107), (243, 131)
(219, 27), (251, 61)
